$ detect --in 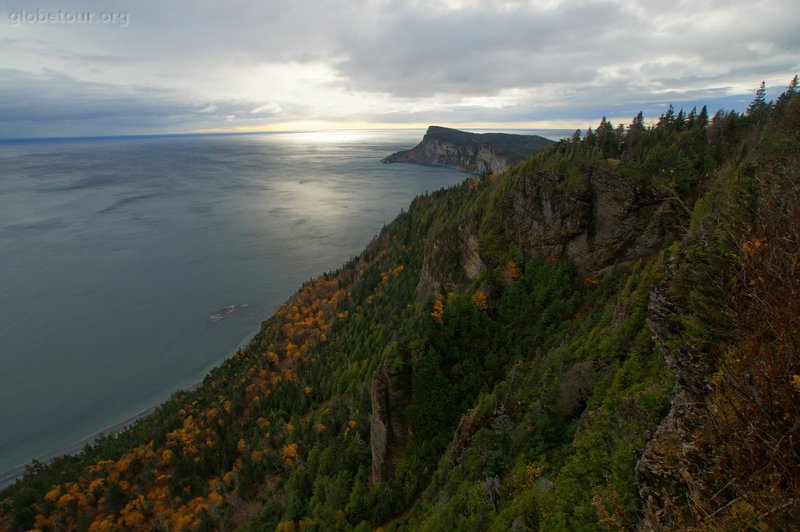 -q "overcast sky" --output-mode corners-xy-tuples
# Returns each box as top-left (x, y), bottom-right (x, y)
(1, 0), (798, 138)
